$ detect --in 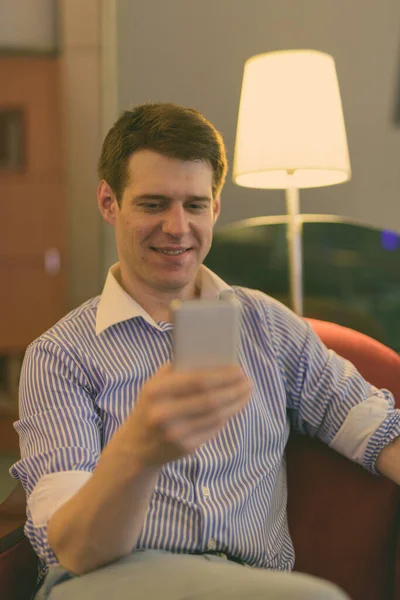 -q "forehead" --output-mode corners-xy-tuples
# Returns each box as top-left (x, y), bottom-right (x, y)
(125, 149), (213, 195)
